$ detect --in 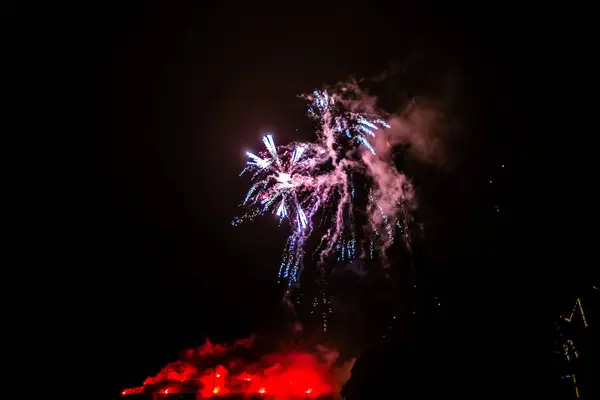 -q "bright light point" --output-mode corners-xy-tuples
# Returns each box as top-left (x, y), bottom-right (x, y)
(277, 172), (291, 183)
(164, 389), (168, 394)
(213, 387), (220, 394)
(216, 374), (220, 378)
(259, 388), (266, 394)
(306, 388), (313, 394)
